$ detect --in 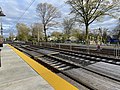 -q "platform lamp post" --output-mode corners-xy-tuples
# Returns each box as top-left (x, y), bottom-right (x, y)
(0, 7), (5, 47)
(0, 7), (5, 67)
